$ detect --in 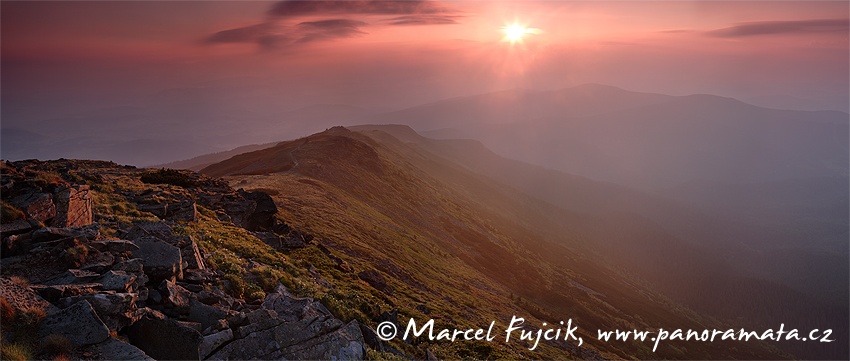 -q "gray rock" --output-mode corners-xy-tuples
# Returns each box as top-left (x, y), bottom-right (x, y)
(75, 293), (138, 332)
(125, 308), (202, 361)
(160, 279), (191, 314)
(187, 298), (229, 331)
(262, 285), (332, 322)
(32, 225), (98, 243)
(39, 300), (109, 347)
(52, 184), (93, 228)
(111, 259), (148, 291)
(273, 320), (365, 361)
(0, 277), (58, 315)
(131, 237), (182, 283)
(166, 200), (198, 222)
(84, 337), (154, 360)
(182, 238), (205, 271)
(235, 309), (283, 337)
(90, 240), (139, 253)
(12, 191), (55, 224)
(80, 251), (115, 273)
(0, 220), (34, 237)
(98, 270), (137, 292)
(199, 329), (234, 359)
(43, 269), (101, 286)
(31, 283), (102, 303)
(147, 289), (163, 304)
(209, 315), (344, 360)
